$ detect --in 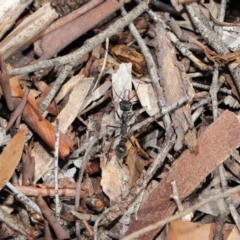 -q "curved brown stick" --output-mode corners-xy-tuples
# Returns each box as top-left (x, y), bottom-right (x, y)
(6, 87), (30, 131)
(0, 54), (14, 111)
(36, 196), (70, 240)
